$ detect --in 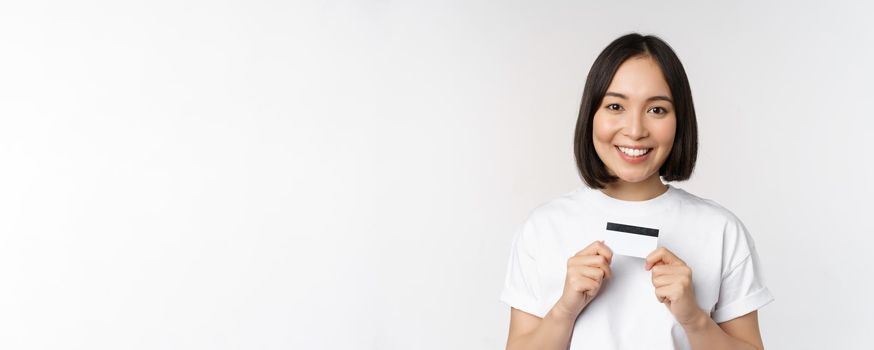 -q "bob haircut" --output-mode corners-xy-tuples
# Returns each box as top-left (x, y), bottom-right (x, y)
(574, 33), (698, 189)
